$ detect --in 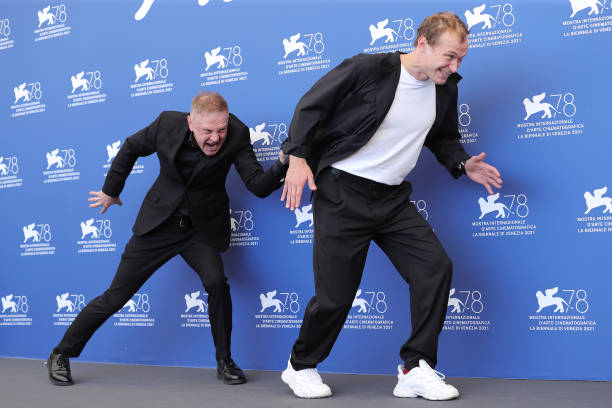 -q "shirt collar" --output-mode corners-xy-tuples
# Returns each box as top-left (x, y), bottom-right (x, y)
(187, 130), (197, 148)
